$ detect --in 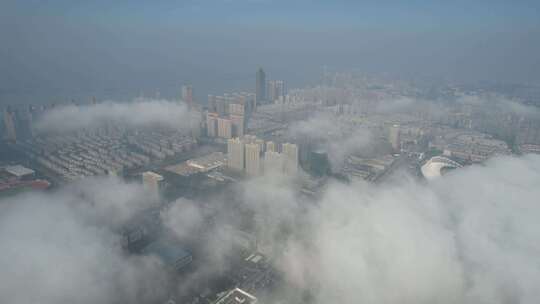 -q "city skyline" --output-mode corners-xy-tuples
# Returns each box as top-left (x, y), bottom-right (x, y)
(1, 2), (540, 304)
(2, 1), (540, 105)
